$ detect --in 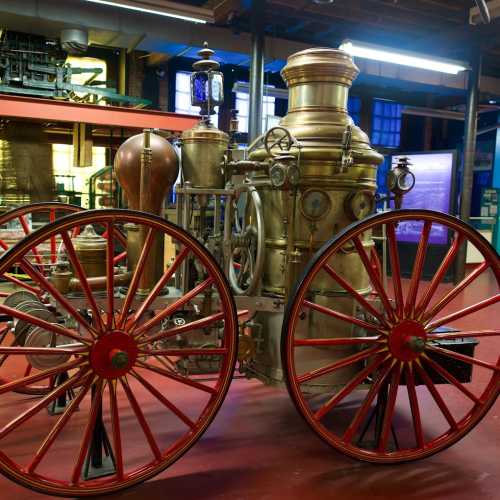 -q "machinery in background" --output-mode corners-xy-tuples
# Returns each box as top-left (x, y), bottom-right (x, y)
(0, 30), (150, 107)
